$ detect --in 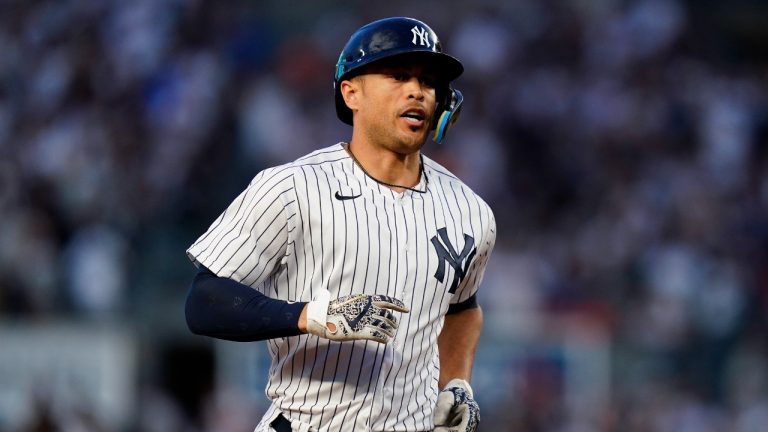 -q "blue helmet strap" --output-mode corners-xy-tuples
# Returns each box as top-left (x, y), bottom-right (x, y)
(433, 89), (463, 144)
